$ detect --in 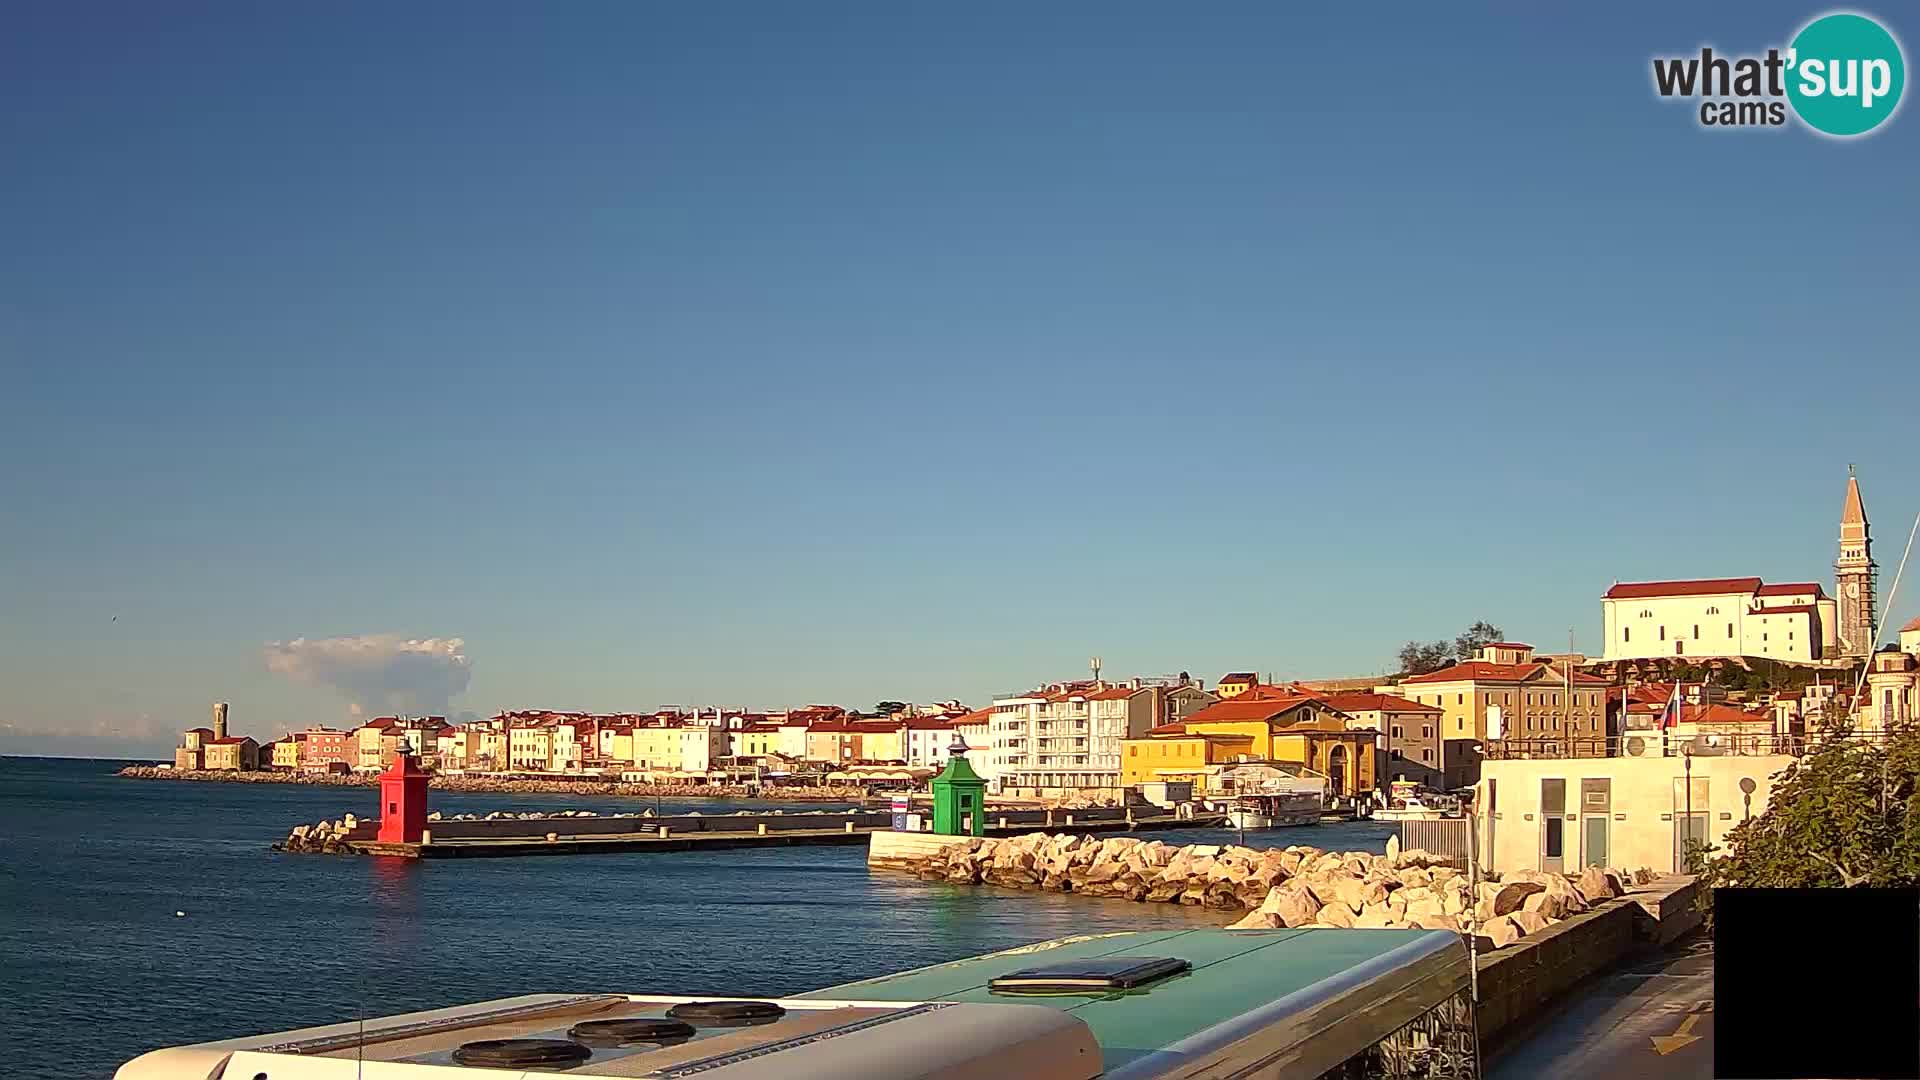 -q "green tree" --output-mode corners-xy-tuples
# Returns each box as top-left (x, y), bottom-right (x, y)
(1453, 620), (1506, 662)
(1695, 720), (1920, 905)
(1397, 640), (1455, 676)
